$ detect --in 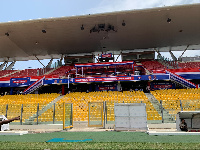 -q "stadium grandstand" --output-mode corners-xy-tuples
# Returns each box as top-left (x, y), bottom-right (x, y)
(0, 3), (200, 134)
